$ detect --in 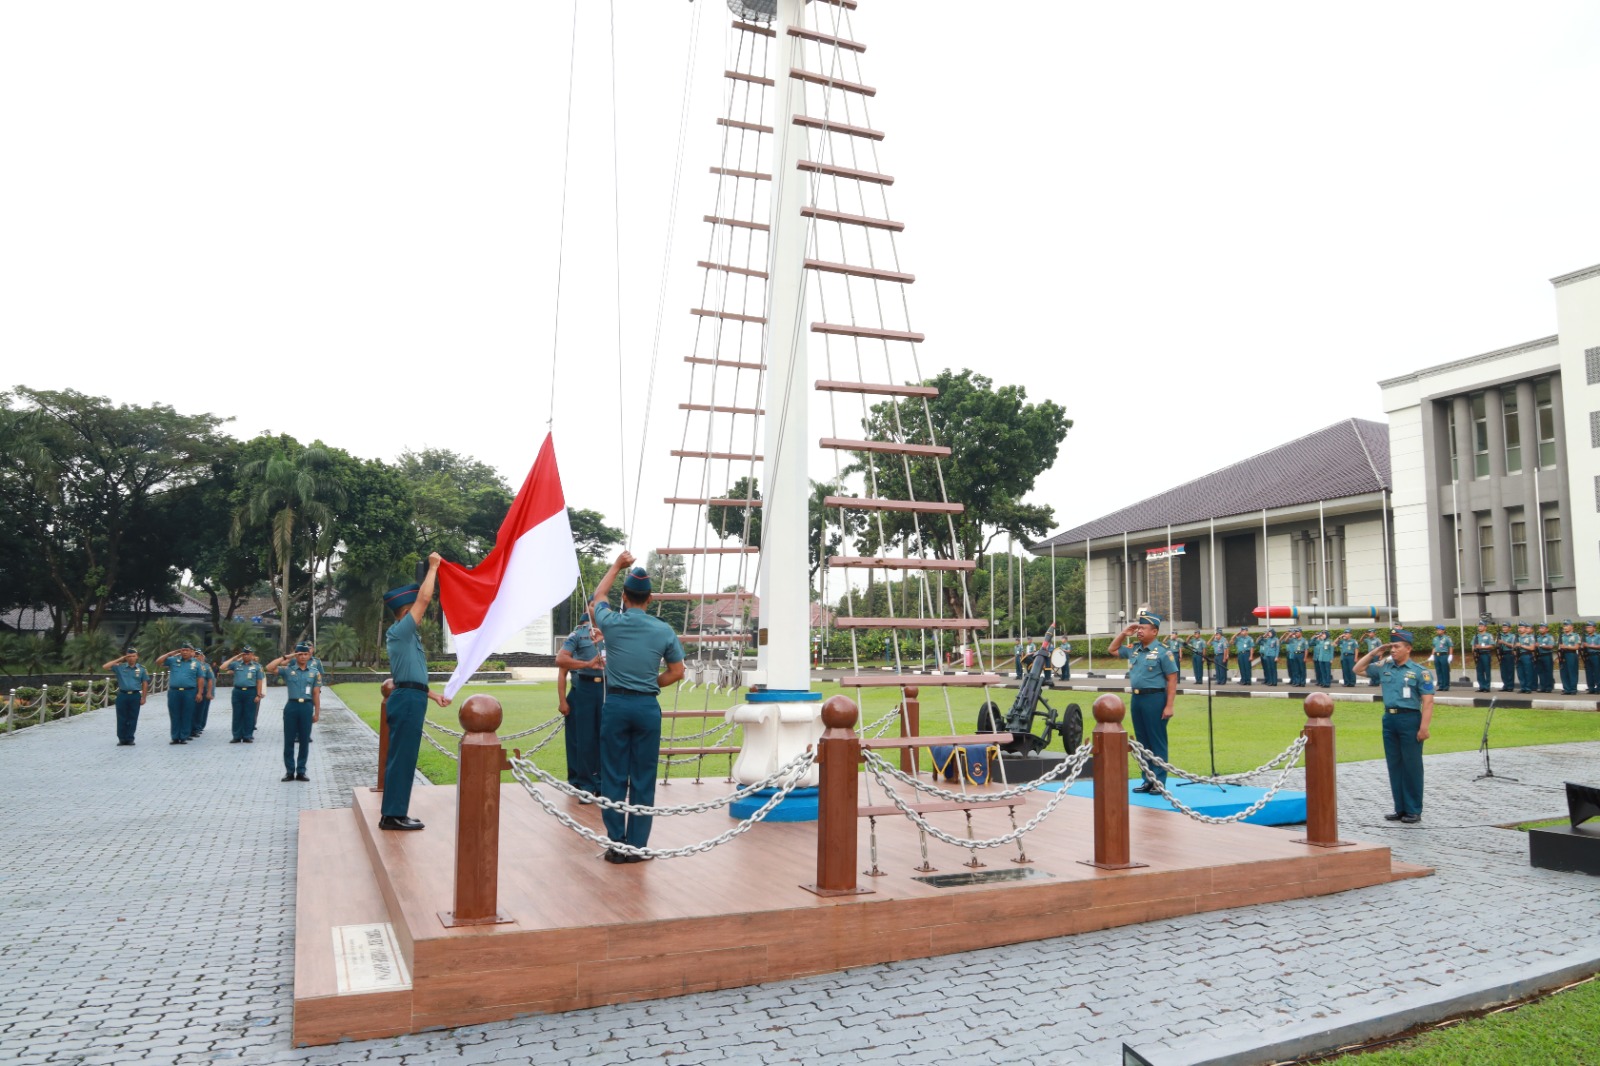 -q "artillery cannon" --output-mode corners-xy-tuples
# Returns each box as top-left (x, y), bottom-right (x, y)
(977, 627), (1083, 764)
